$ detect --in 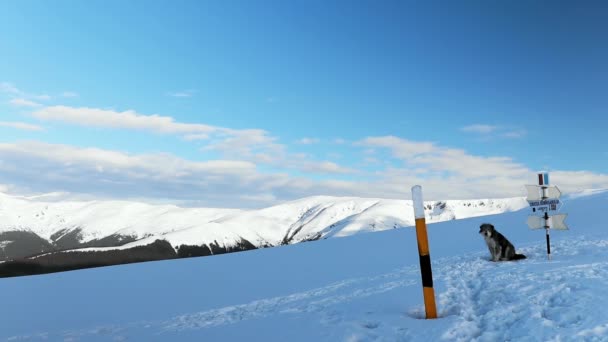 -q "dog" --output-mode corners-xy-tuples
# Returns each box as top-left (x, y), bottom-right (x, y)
(479, 223), (526, 261)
